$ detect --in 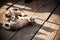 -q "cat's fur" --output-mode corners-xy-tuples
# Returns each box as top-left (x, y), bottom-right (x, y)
(0, 8), (34, 31)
